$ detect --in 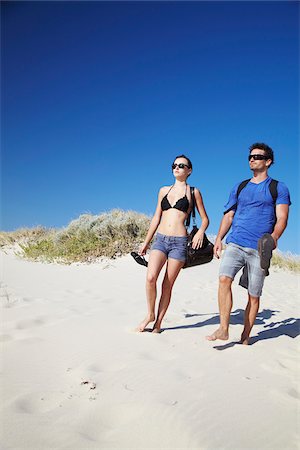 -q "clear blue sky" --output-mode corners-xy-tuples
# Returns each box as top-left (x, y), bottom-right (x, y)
(2, 1), (299, 254)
